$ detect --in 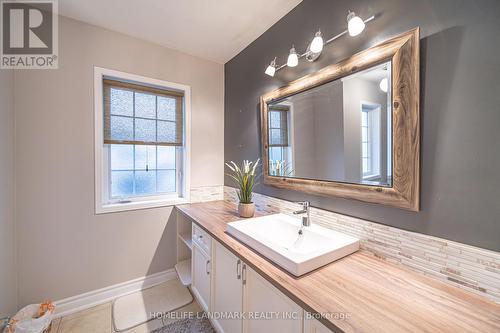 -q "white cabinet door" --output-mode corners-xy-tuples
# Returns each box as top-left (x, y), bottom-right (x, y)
(212, 241), (243, 333)
(243, 265), (303, 333)
(304, 316), (333, 333)
(192, 244), (211, 312)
